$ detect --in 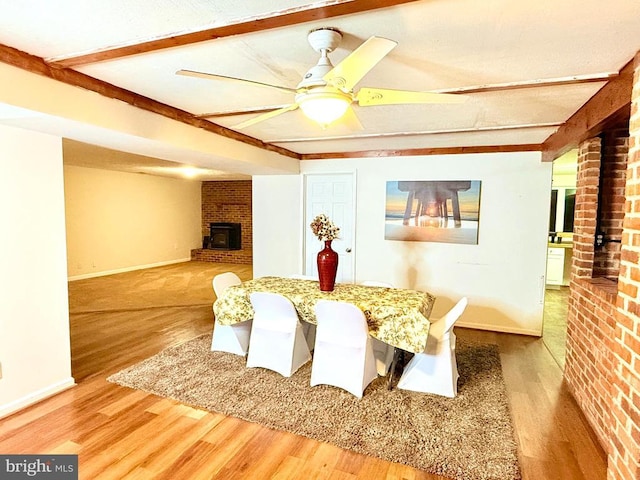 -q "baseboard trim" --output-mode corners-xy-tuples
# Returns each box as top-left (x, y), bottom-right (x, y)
(0, 377), (76, 419)
(457, 320), (542, 337)
(68, 258), (191, 281)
